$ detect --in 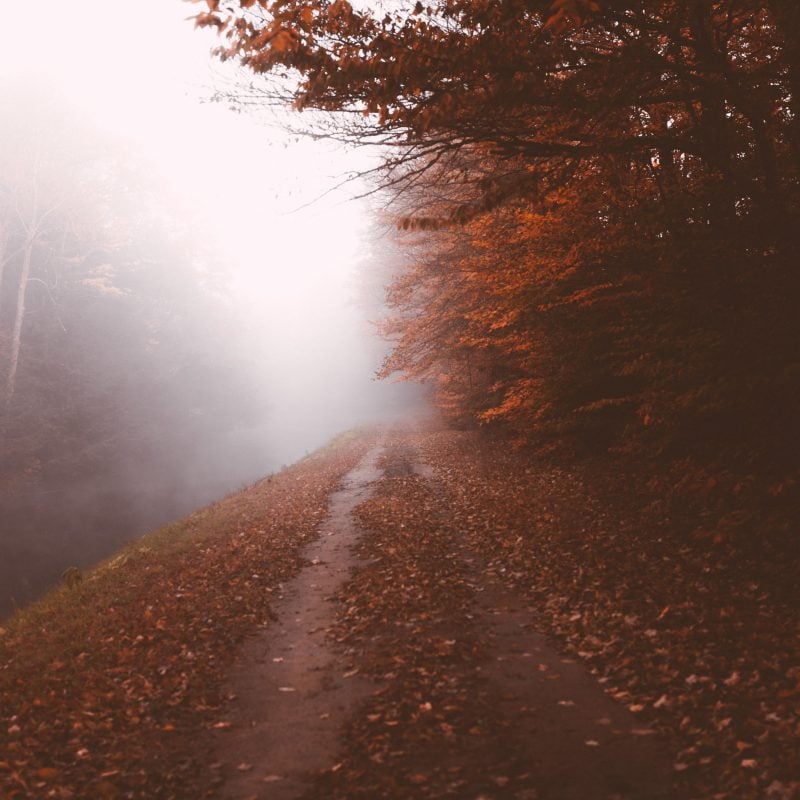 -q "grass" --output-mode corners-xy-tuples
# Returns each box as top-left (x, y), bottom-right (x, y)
(0, 427), (377, 799)
(0, 426), (380, 635)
